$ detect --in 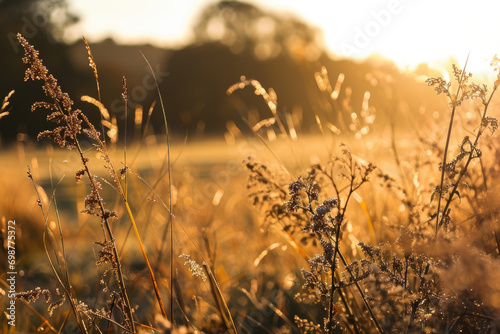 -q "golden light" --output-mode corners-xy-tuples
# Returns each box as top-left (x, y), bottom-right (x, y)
(284, 0), (500, 76)
(67, 0), (500, 79)
(256, 0), (500, 81)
